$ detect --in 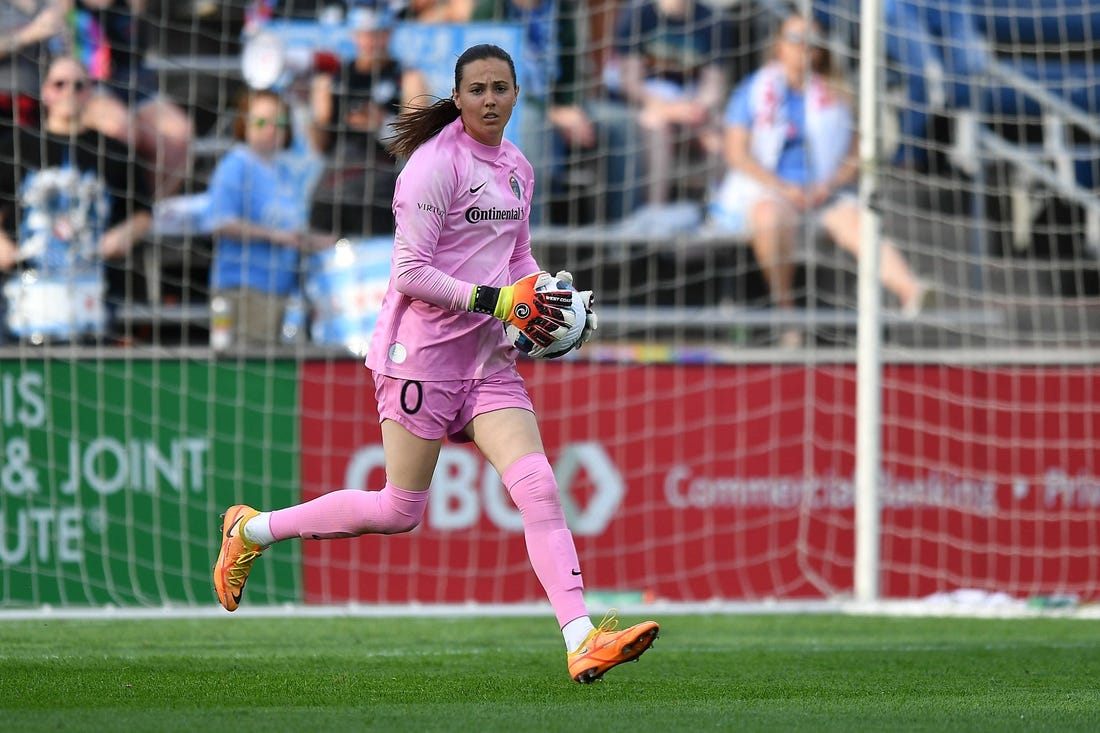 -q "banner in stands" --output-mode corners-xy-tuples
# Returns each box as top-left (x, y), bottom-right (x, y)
(298, 362), (1100, 603)
(0, 360), (300, 606)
